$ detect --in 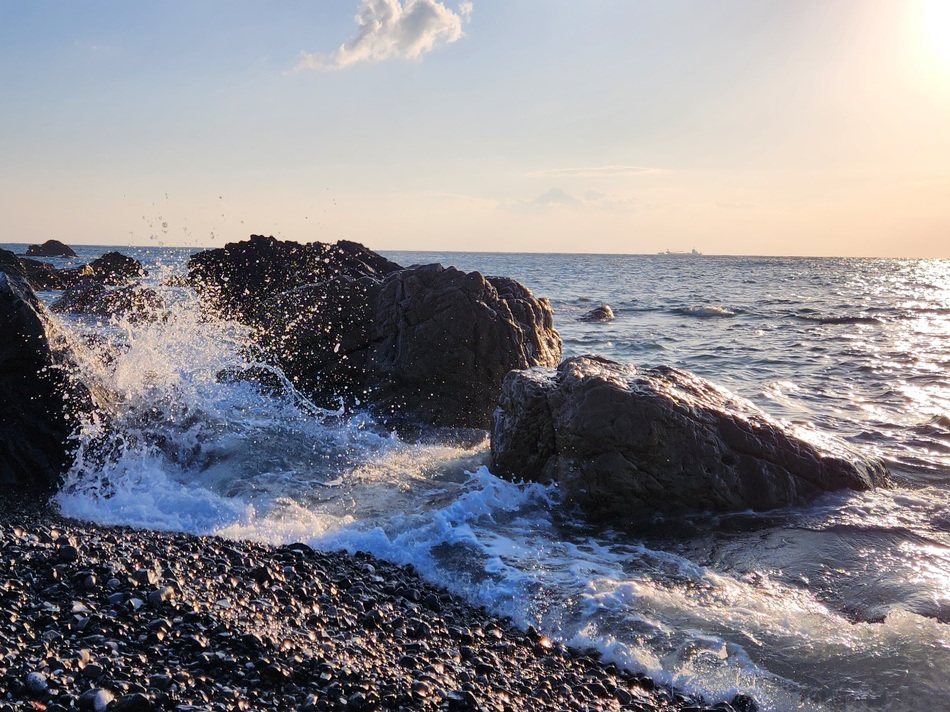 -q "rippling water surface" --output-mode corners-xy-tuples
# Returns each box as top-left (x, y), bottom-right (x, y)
(13, 244), (950, 711)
